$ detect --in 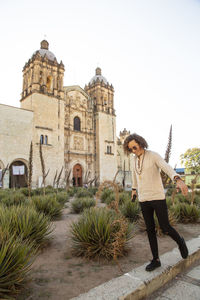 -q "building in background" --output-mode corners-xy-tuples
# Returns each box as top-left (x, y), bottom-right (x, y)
(175, 168), (200, 186)
(0, 40), (130, 188)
